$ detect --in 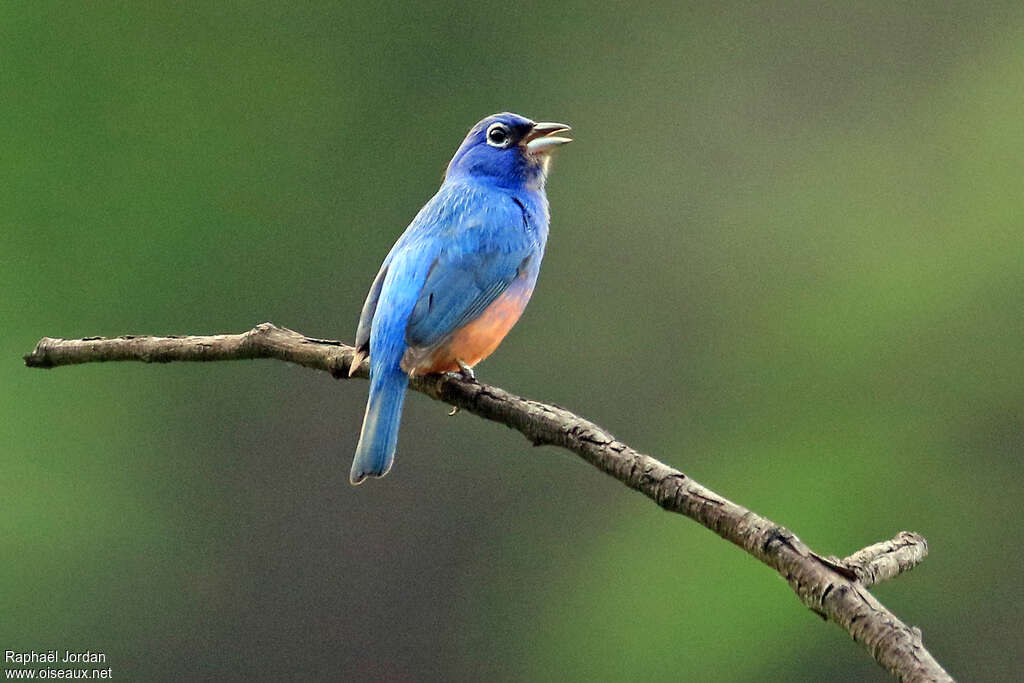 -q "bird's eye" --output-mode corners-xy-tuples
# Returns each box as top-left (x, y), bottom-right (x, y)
(486, 123), (512, 148)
